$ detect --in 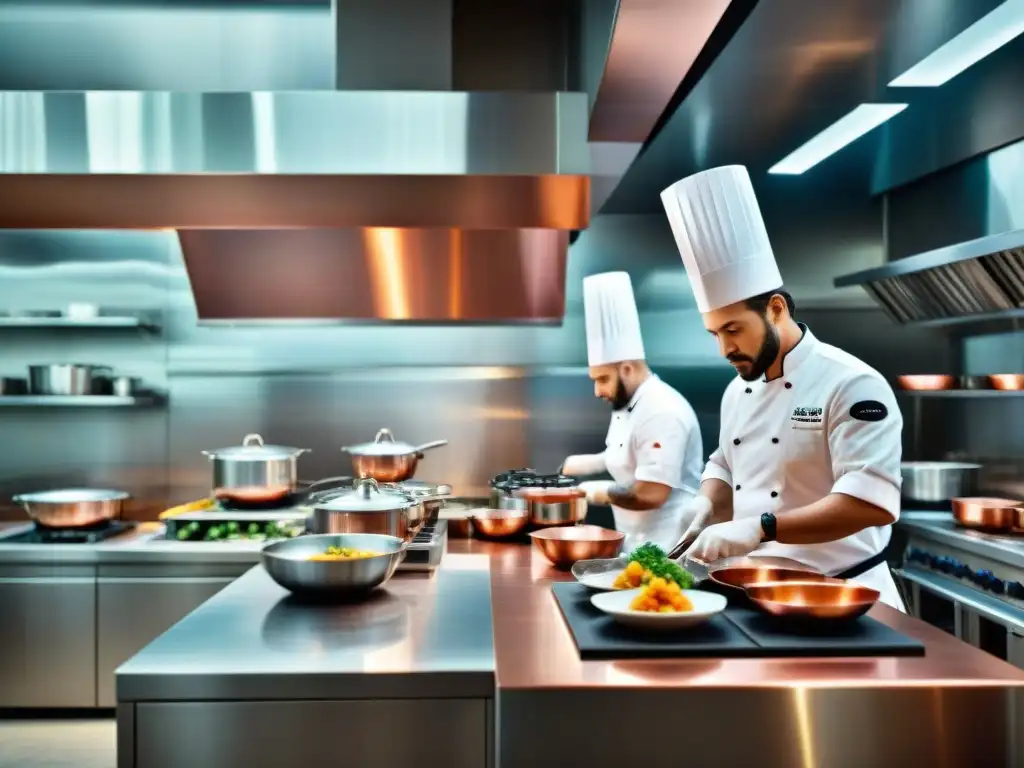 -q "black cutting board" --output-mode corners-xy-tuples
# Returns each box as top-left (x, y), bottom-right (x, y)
(726, 606), (925, 657)
(552, 582), (925, 660)
(552, 581), (759, 660)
